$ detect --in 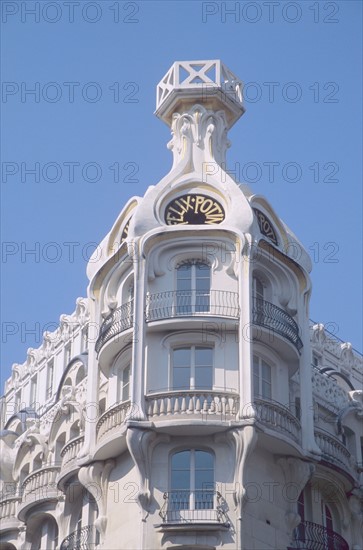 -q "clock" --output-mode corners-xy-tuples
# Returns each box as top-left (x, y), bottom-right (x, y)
(253, 208), (278, 245)
(165, 193), (225, 225)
